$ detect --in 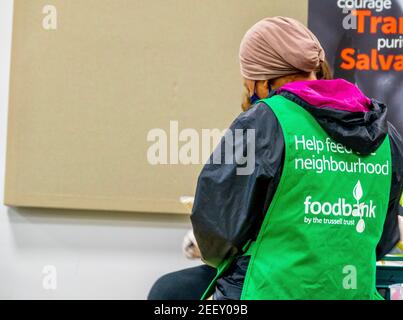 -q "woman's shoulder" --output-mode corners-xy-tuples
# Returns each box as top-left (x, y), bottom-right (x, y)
(232, 101), (279, 130)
